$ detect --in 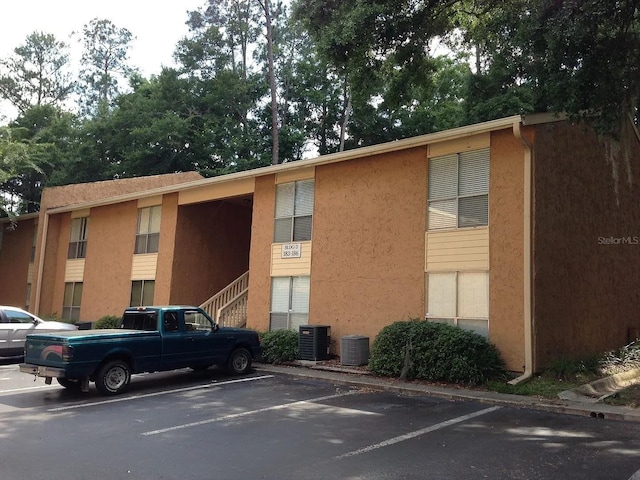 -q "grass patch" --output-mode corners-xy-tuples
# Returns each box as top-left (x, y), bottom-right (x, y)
(486, 372), (600, 398)
(603, 383), (640, 408)
(486, 357), (603, 398)
(486, 343), (640, 401)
